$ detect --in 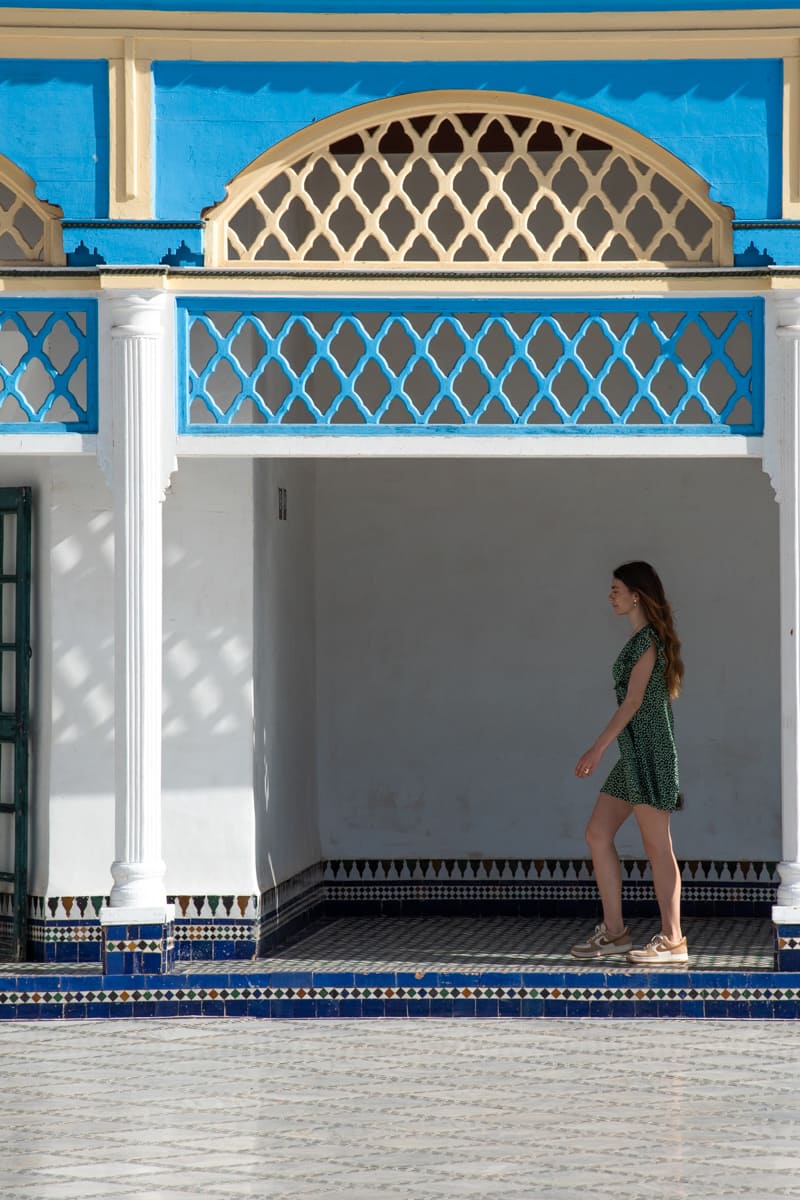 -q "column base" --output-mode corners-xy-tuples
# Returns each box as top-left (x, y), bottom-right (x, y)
(100, 905), (176, 975)
(774, 861), (800, 967)
(772, 906), (800, 970)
